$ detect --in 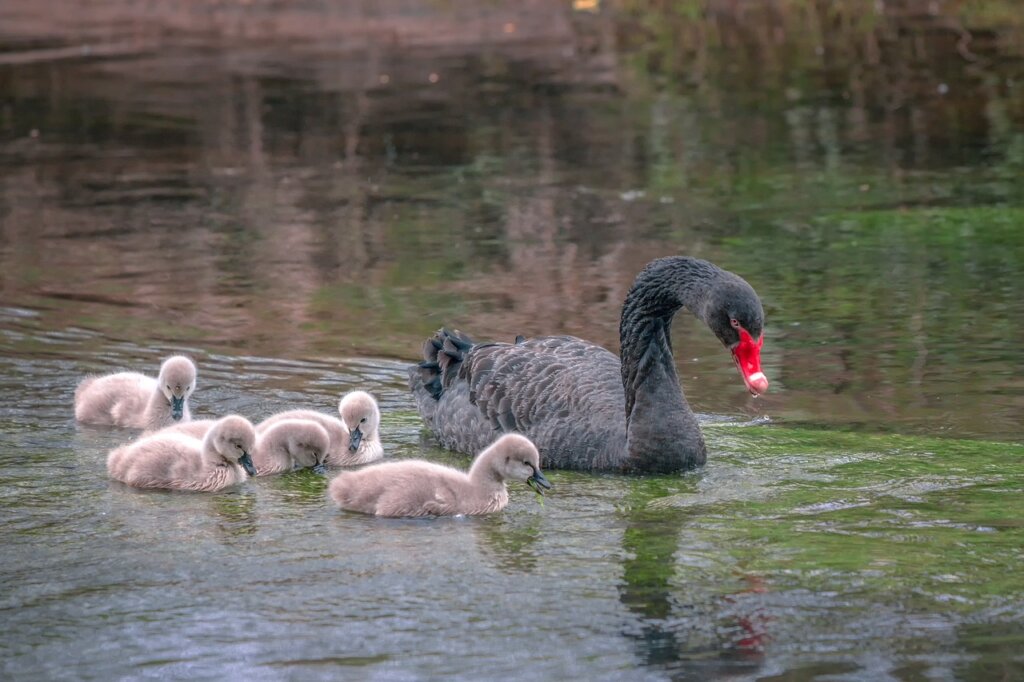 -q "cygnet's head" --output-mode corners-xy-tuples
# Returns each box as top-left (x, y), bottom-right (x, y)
(490, 434), (551, 495)
(280, 420), (331, 473)
(207, 415), (257, 476)
(157, 355), (197, 421)
(338, 391), (380, 453)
